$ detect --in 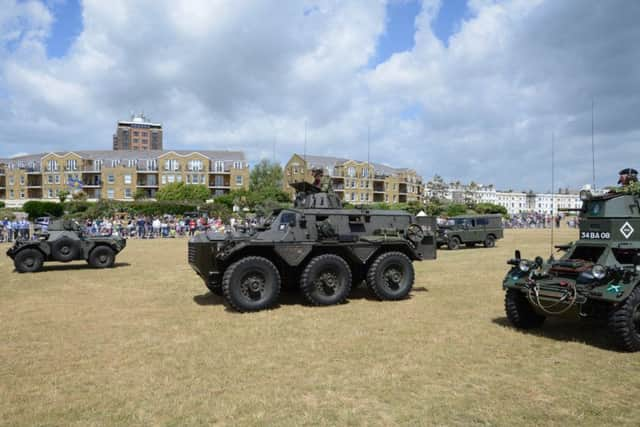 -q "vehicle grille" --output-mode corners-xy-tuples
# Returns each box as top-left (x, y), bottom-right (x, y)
(188, 242), (196, 264)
